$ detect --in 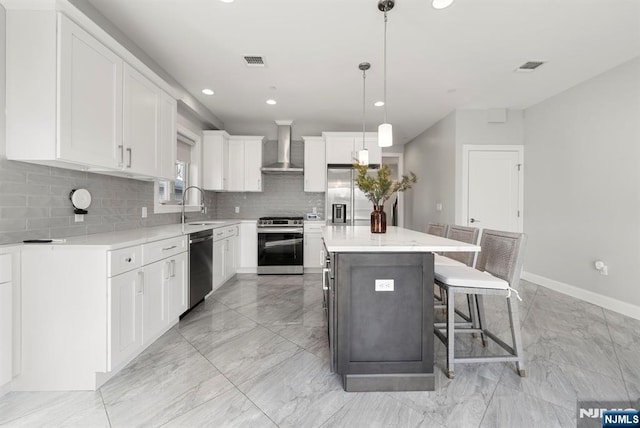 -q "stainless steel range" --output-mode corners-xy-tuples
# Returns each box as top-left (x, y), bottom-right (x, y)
(257, 216), (304, 274)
